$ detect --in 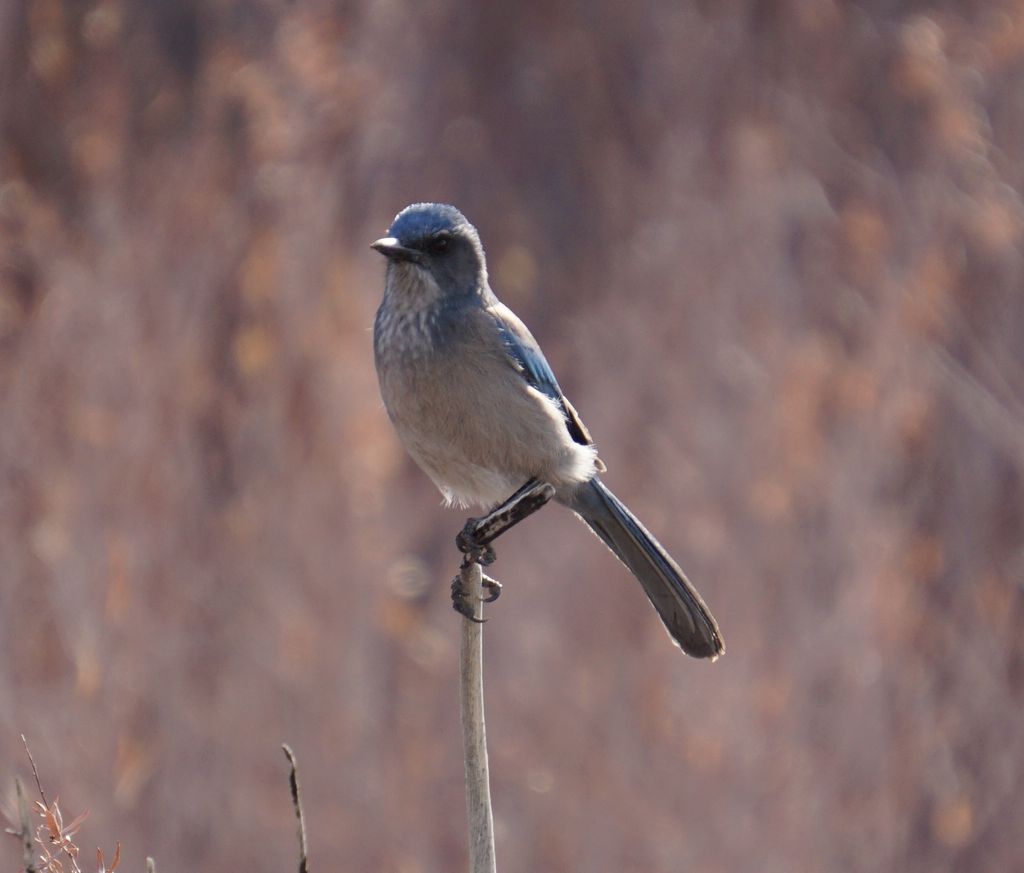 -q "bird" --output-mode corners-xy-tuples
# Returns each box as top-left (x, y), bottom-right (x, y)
(371, 202), (723, 660)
